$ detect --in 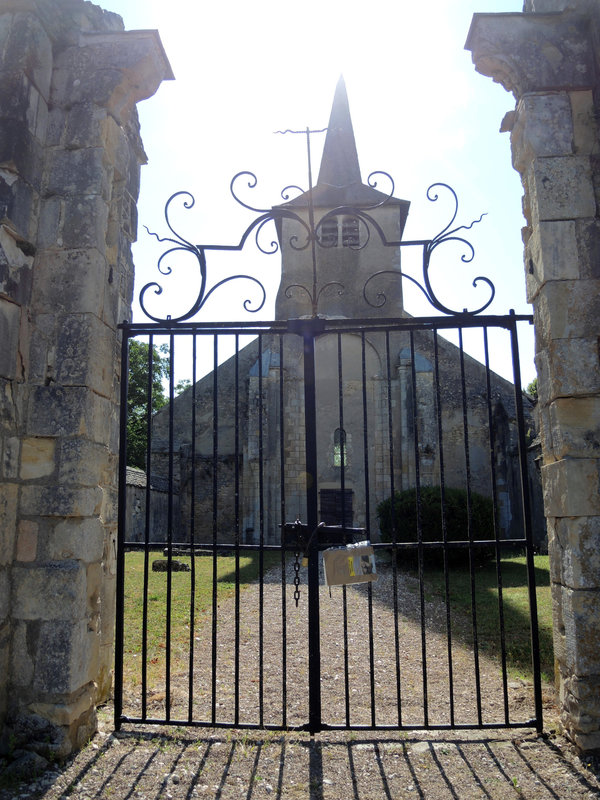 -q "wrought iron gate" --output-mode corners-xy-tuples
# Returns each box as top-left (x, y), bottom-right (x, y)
(114, 163), (543, 734)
